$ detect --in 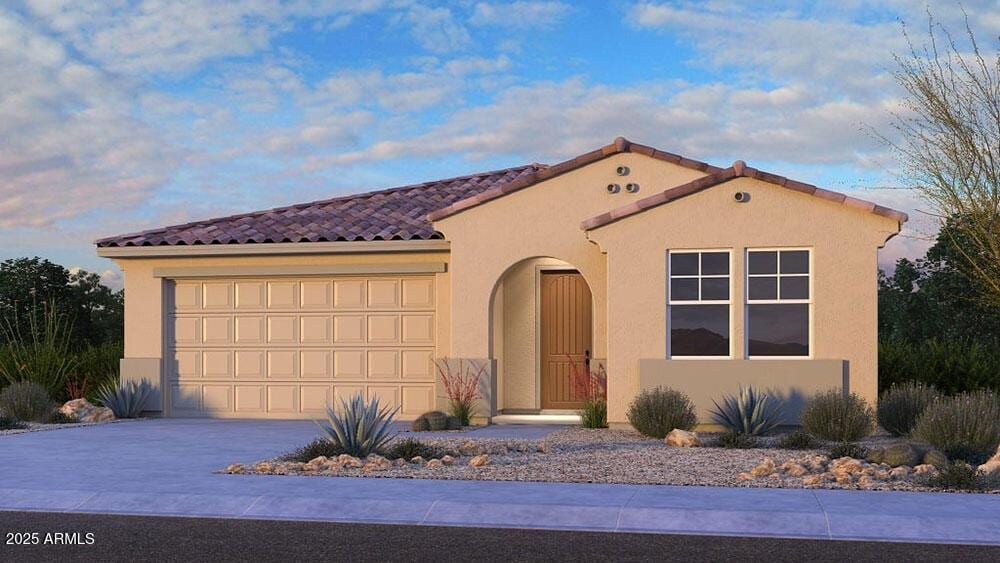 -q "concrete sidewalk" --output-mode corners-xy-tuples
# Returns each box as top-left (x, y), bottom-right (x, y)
(2, 419), (998, 545)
